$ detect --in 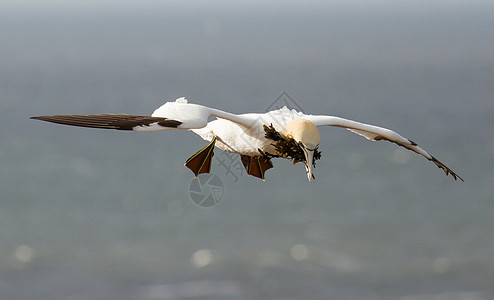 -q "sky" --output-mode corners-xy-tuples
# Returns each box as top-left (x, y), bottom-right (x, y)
(3, 0), (494, 12)
(2, 1), (494, 298)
